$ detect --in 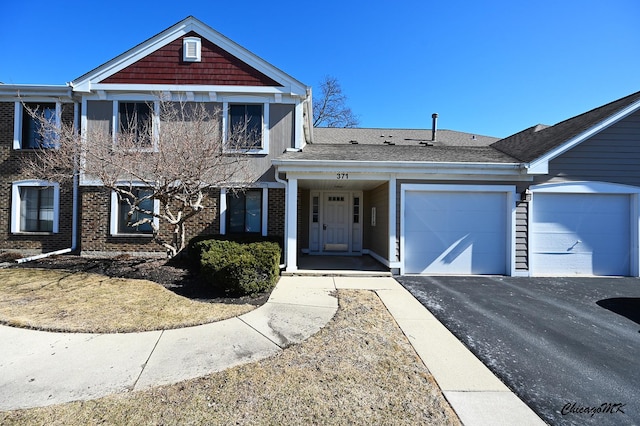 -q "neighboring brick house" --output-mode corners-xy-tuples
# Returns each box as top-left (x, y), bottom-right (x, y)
(2, 16), (640, 277)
